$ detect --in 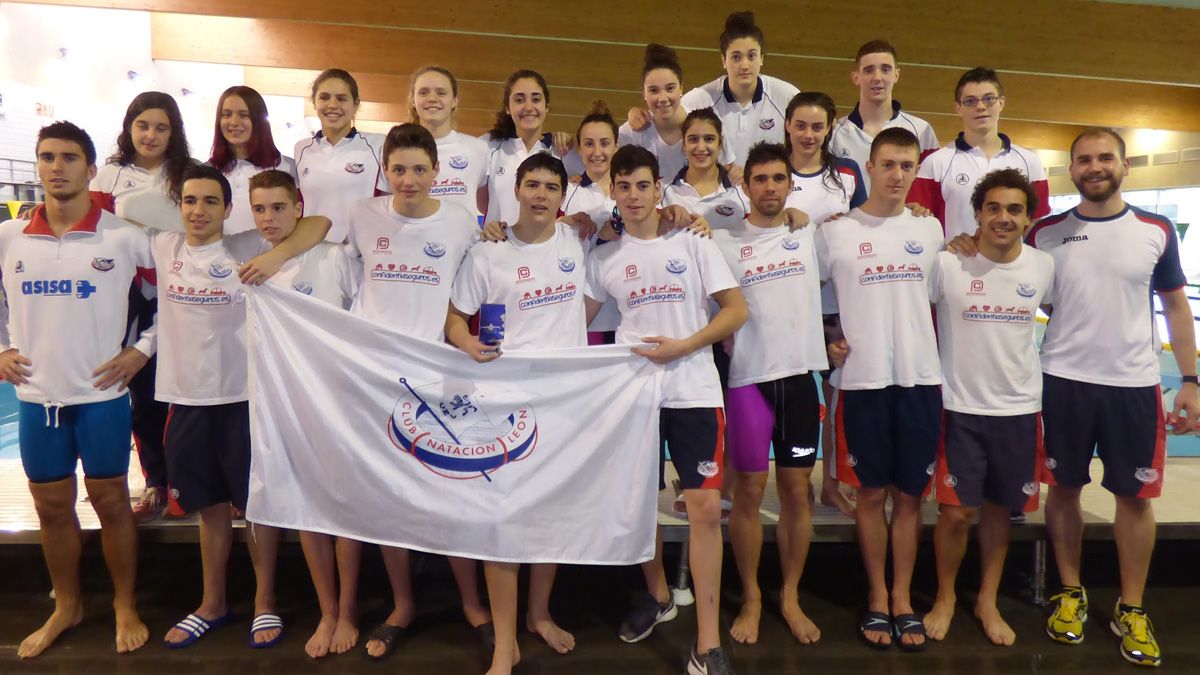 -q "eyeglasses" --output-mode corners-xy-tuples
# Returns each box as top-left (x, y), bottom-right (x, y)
(958, 95), (1002, 108)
